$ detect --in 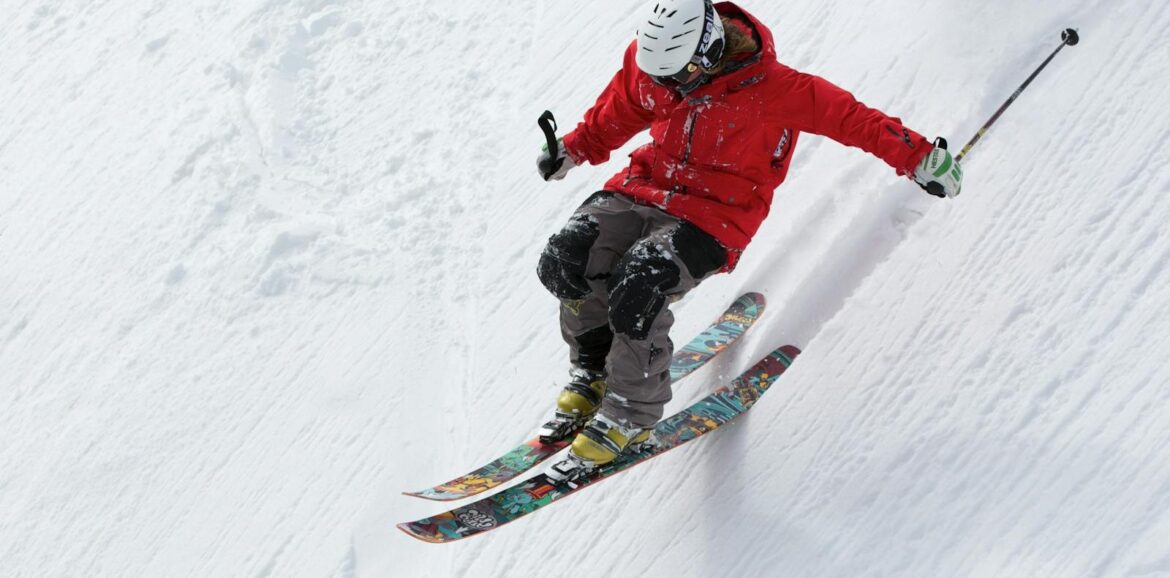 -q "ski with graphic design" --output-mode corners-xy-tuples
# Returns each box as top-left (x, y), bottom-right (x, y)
(397, 345), (800, 543)
(402, 292), (766, 502)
